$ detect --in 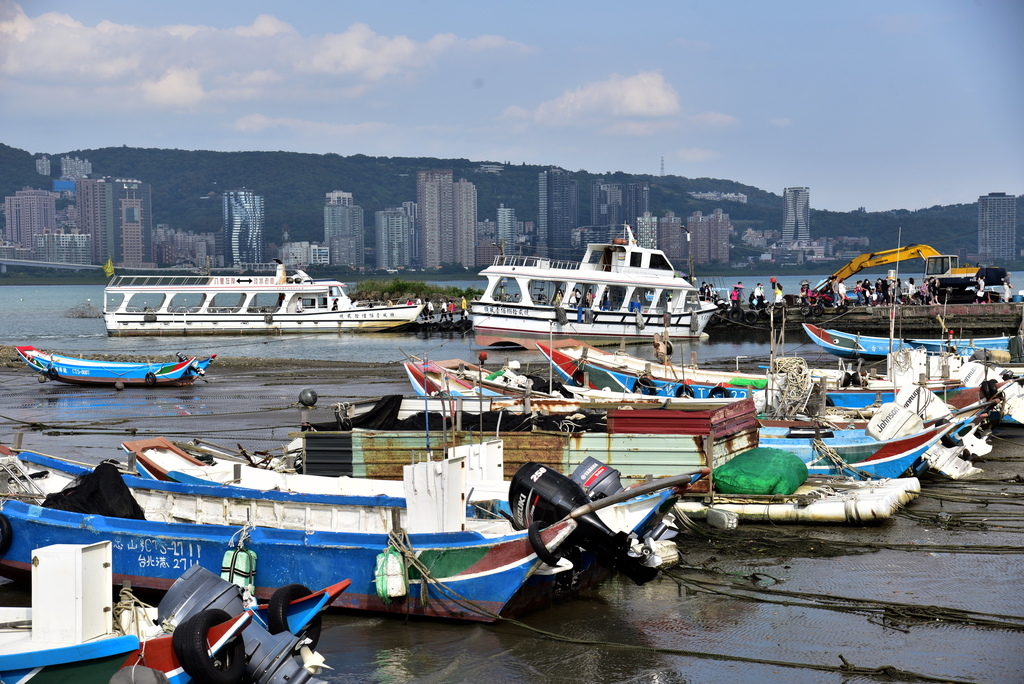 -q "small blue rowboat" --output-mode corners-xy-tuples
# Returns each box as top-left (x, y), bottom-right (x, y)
(16, 346), (215, 387)
(801, 323), (909, 360)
